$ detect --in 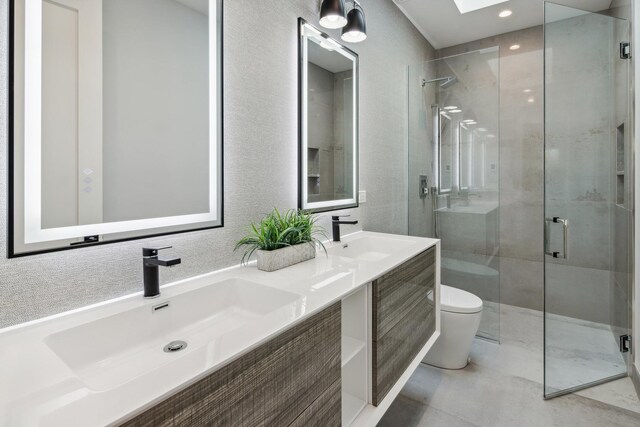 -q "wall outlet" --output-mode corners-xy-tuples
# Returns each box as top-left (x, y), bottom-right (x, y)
(359, 190), (367, 203)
